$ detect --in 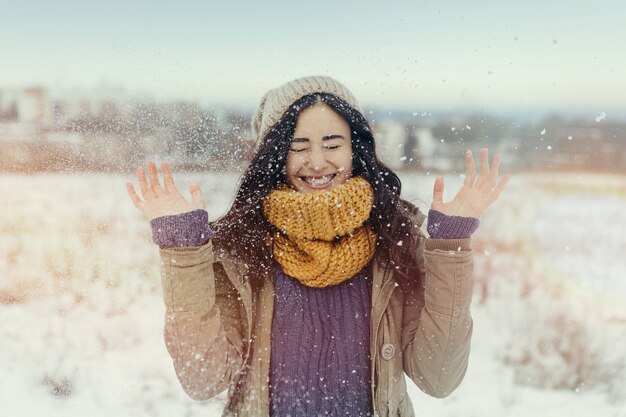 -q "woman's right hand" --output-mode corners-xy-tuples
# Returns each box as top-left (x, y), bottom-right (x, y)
(126, 160), (205, 221)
